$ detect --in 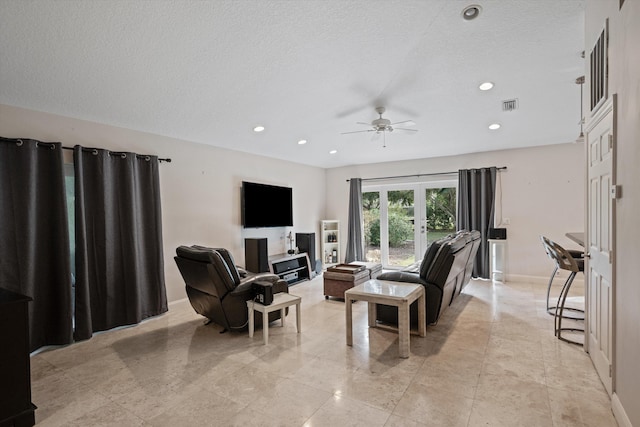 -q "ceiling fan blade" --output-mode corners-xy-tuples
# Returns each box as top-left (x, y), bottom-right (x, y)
(341, 129), (375, 135)
(390, 120), (416, 126)
(385, 103), (419, 117)
(355, 122), (372, 126)
(336, 104), (369, 119)
(394, 128), (419, 132)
